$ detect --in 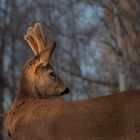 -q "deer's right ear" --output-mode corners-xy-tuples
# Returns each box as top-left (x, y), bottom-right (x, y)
(32, 42), (56, 72)
(40, 42), (56, 65)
